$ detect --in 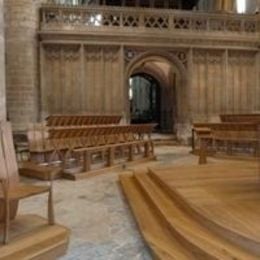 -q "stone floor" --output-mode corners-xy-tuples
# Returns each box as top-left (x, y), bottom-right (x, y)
(19, 146), (200, 260)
